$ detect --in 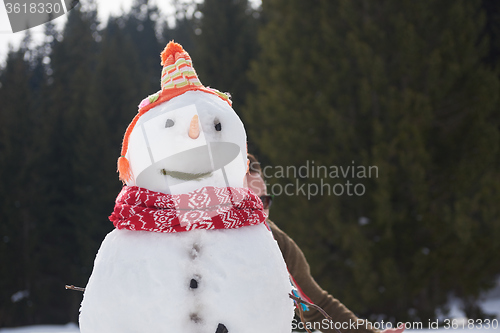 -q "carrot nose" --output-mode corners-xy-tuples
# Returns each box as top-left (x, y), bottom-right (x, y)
(188, 115), (200, 139)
